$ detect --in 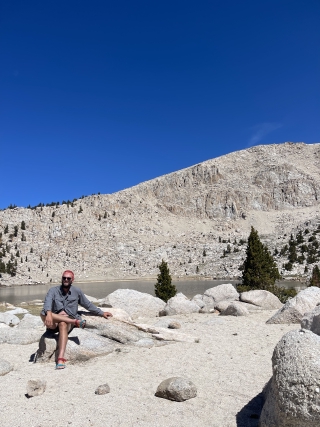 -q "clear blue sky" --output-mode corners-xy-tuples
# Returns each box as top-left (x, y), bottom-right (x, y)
(1, 1), (319, 208)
